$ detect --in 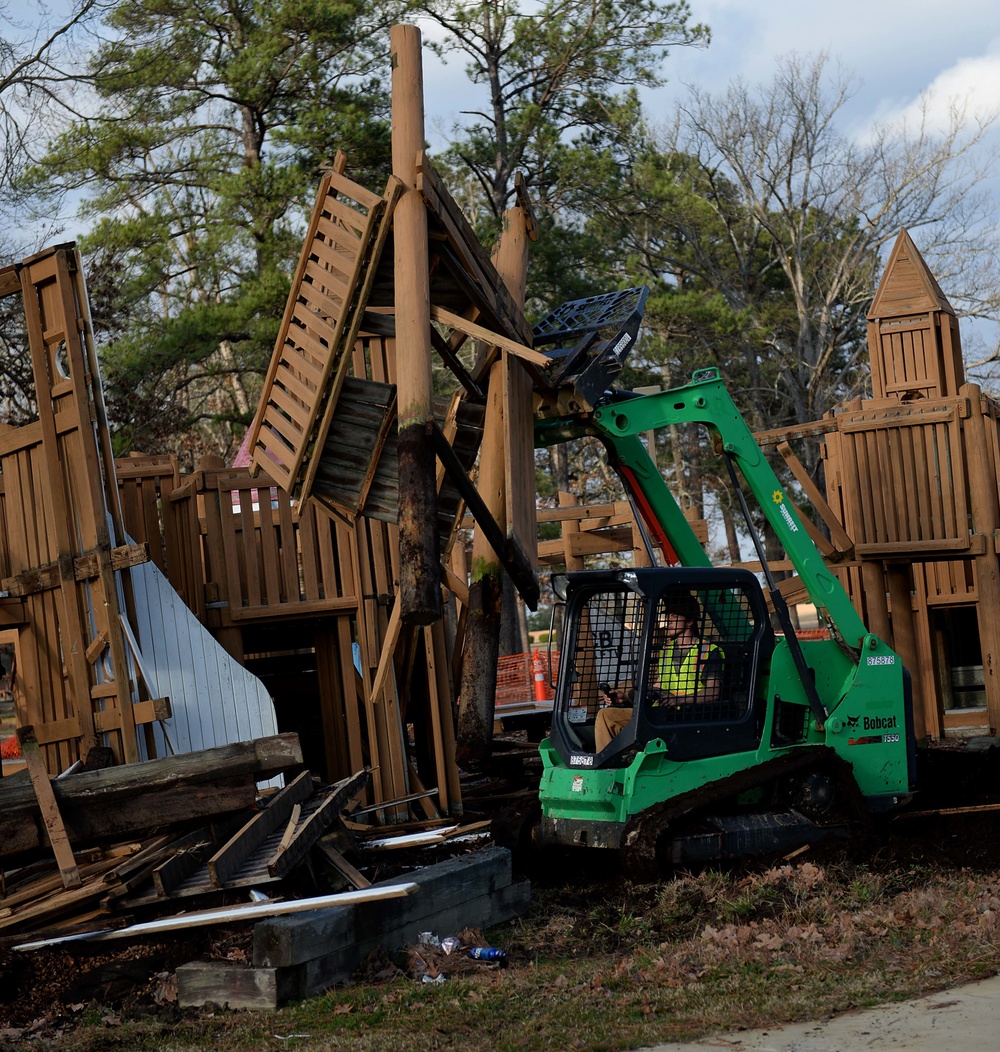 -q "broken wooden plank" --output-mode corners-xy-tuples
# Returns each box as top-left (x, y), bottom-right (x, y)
(207, 769), (316, 888)
(275, 805), (302, 857)
(313, 839), (372, 890)
(15, 727), (81, 889)
(429, 306), (549, 368)
(0, 879), (117, 936)
(362, 827), (459, 851)
(0, 854), (123, 912)
(15, 882), (421, 950)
